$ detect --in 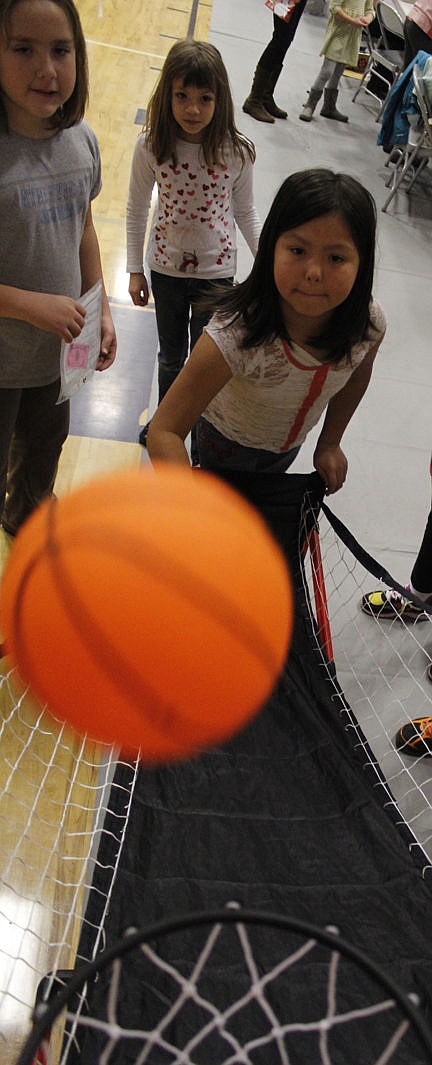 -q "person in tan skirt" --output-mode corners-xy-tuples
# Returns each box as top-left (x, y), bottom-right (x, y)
(299, 0), (375, 122)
